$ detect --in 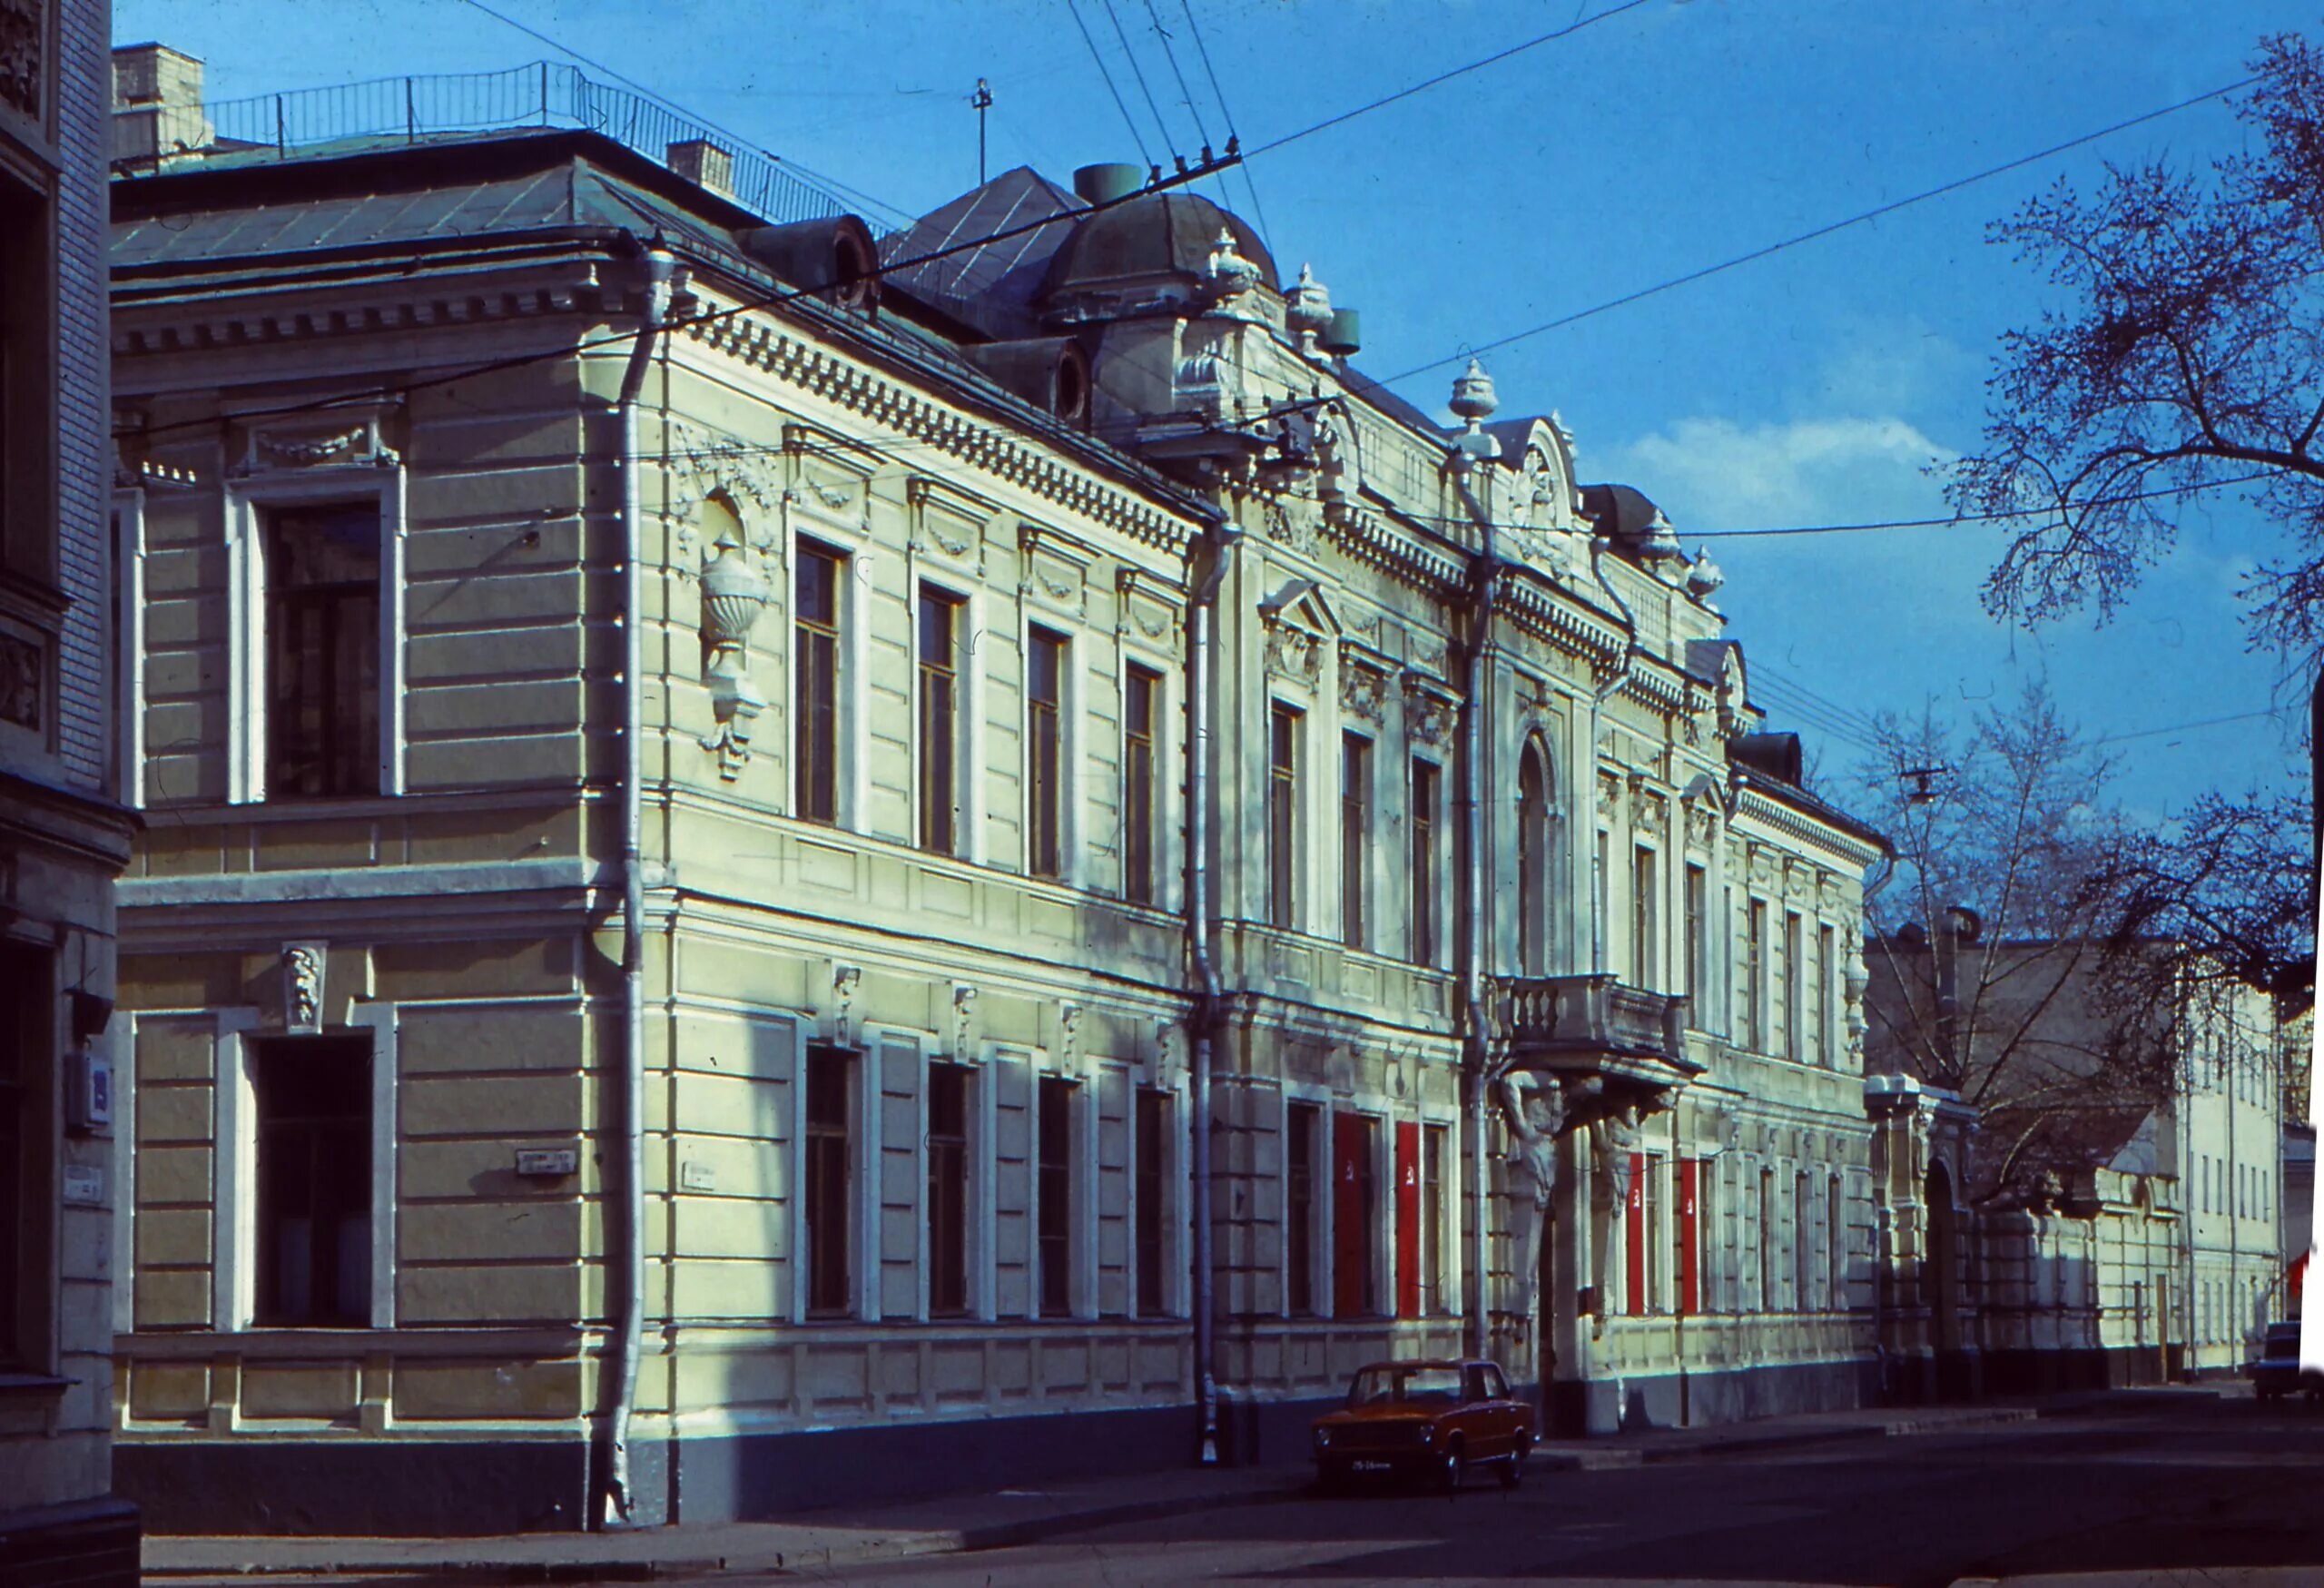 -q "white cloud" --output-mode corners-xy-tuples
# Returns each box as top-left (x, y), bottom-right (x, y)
(1596, 413), (1955, 532)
